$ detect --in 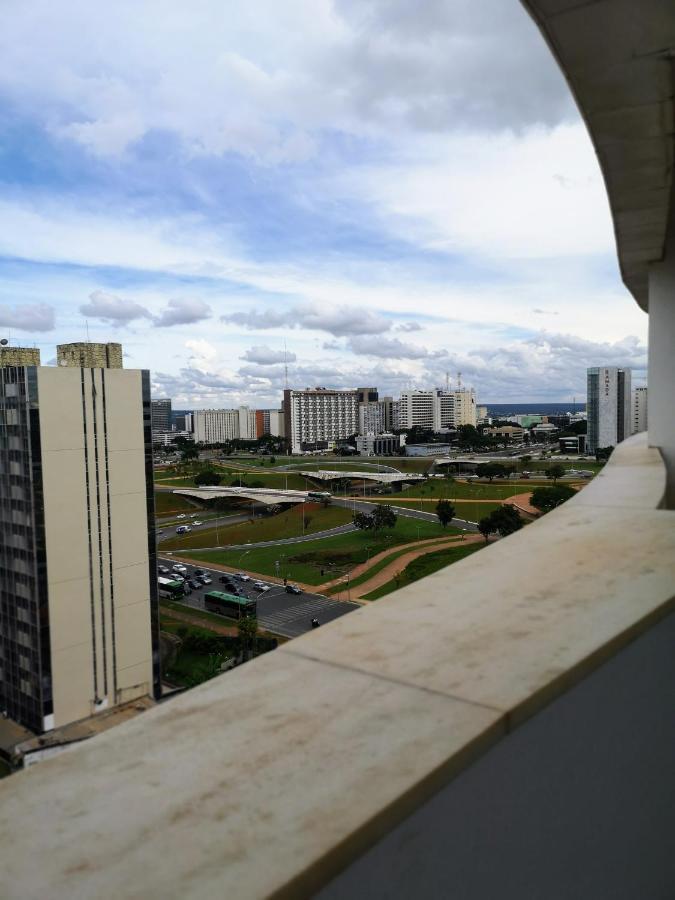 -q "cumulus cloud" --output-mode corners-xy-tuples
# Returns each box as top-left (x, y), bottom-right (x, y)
(80, 290), (151, 326)
(240, 345), (296, 365)
(348, 334), (445, 360)
(154, 298), (211, 327)
(0, 303), (55, 332)
(0, 1), (572, 162)
(394, 321), (422, 332)
(223, 302), (390, 337)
